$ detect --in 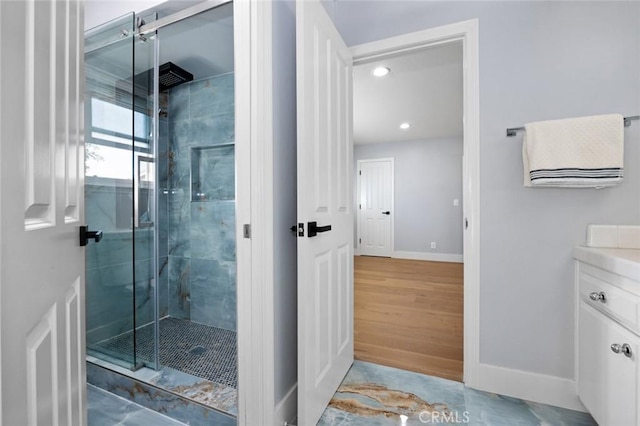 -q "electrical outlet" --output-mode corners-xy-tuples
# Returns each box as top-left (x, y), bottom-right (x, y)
(430, 242), (436, 249)
(453, 199), (459, 206)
